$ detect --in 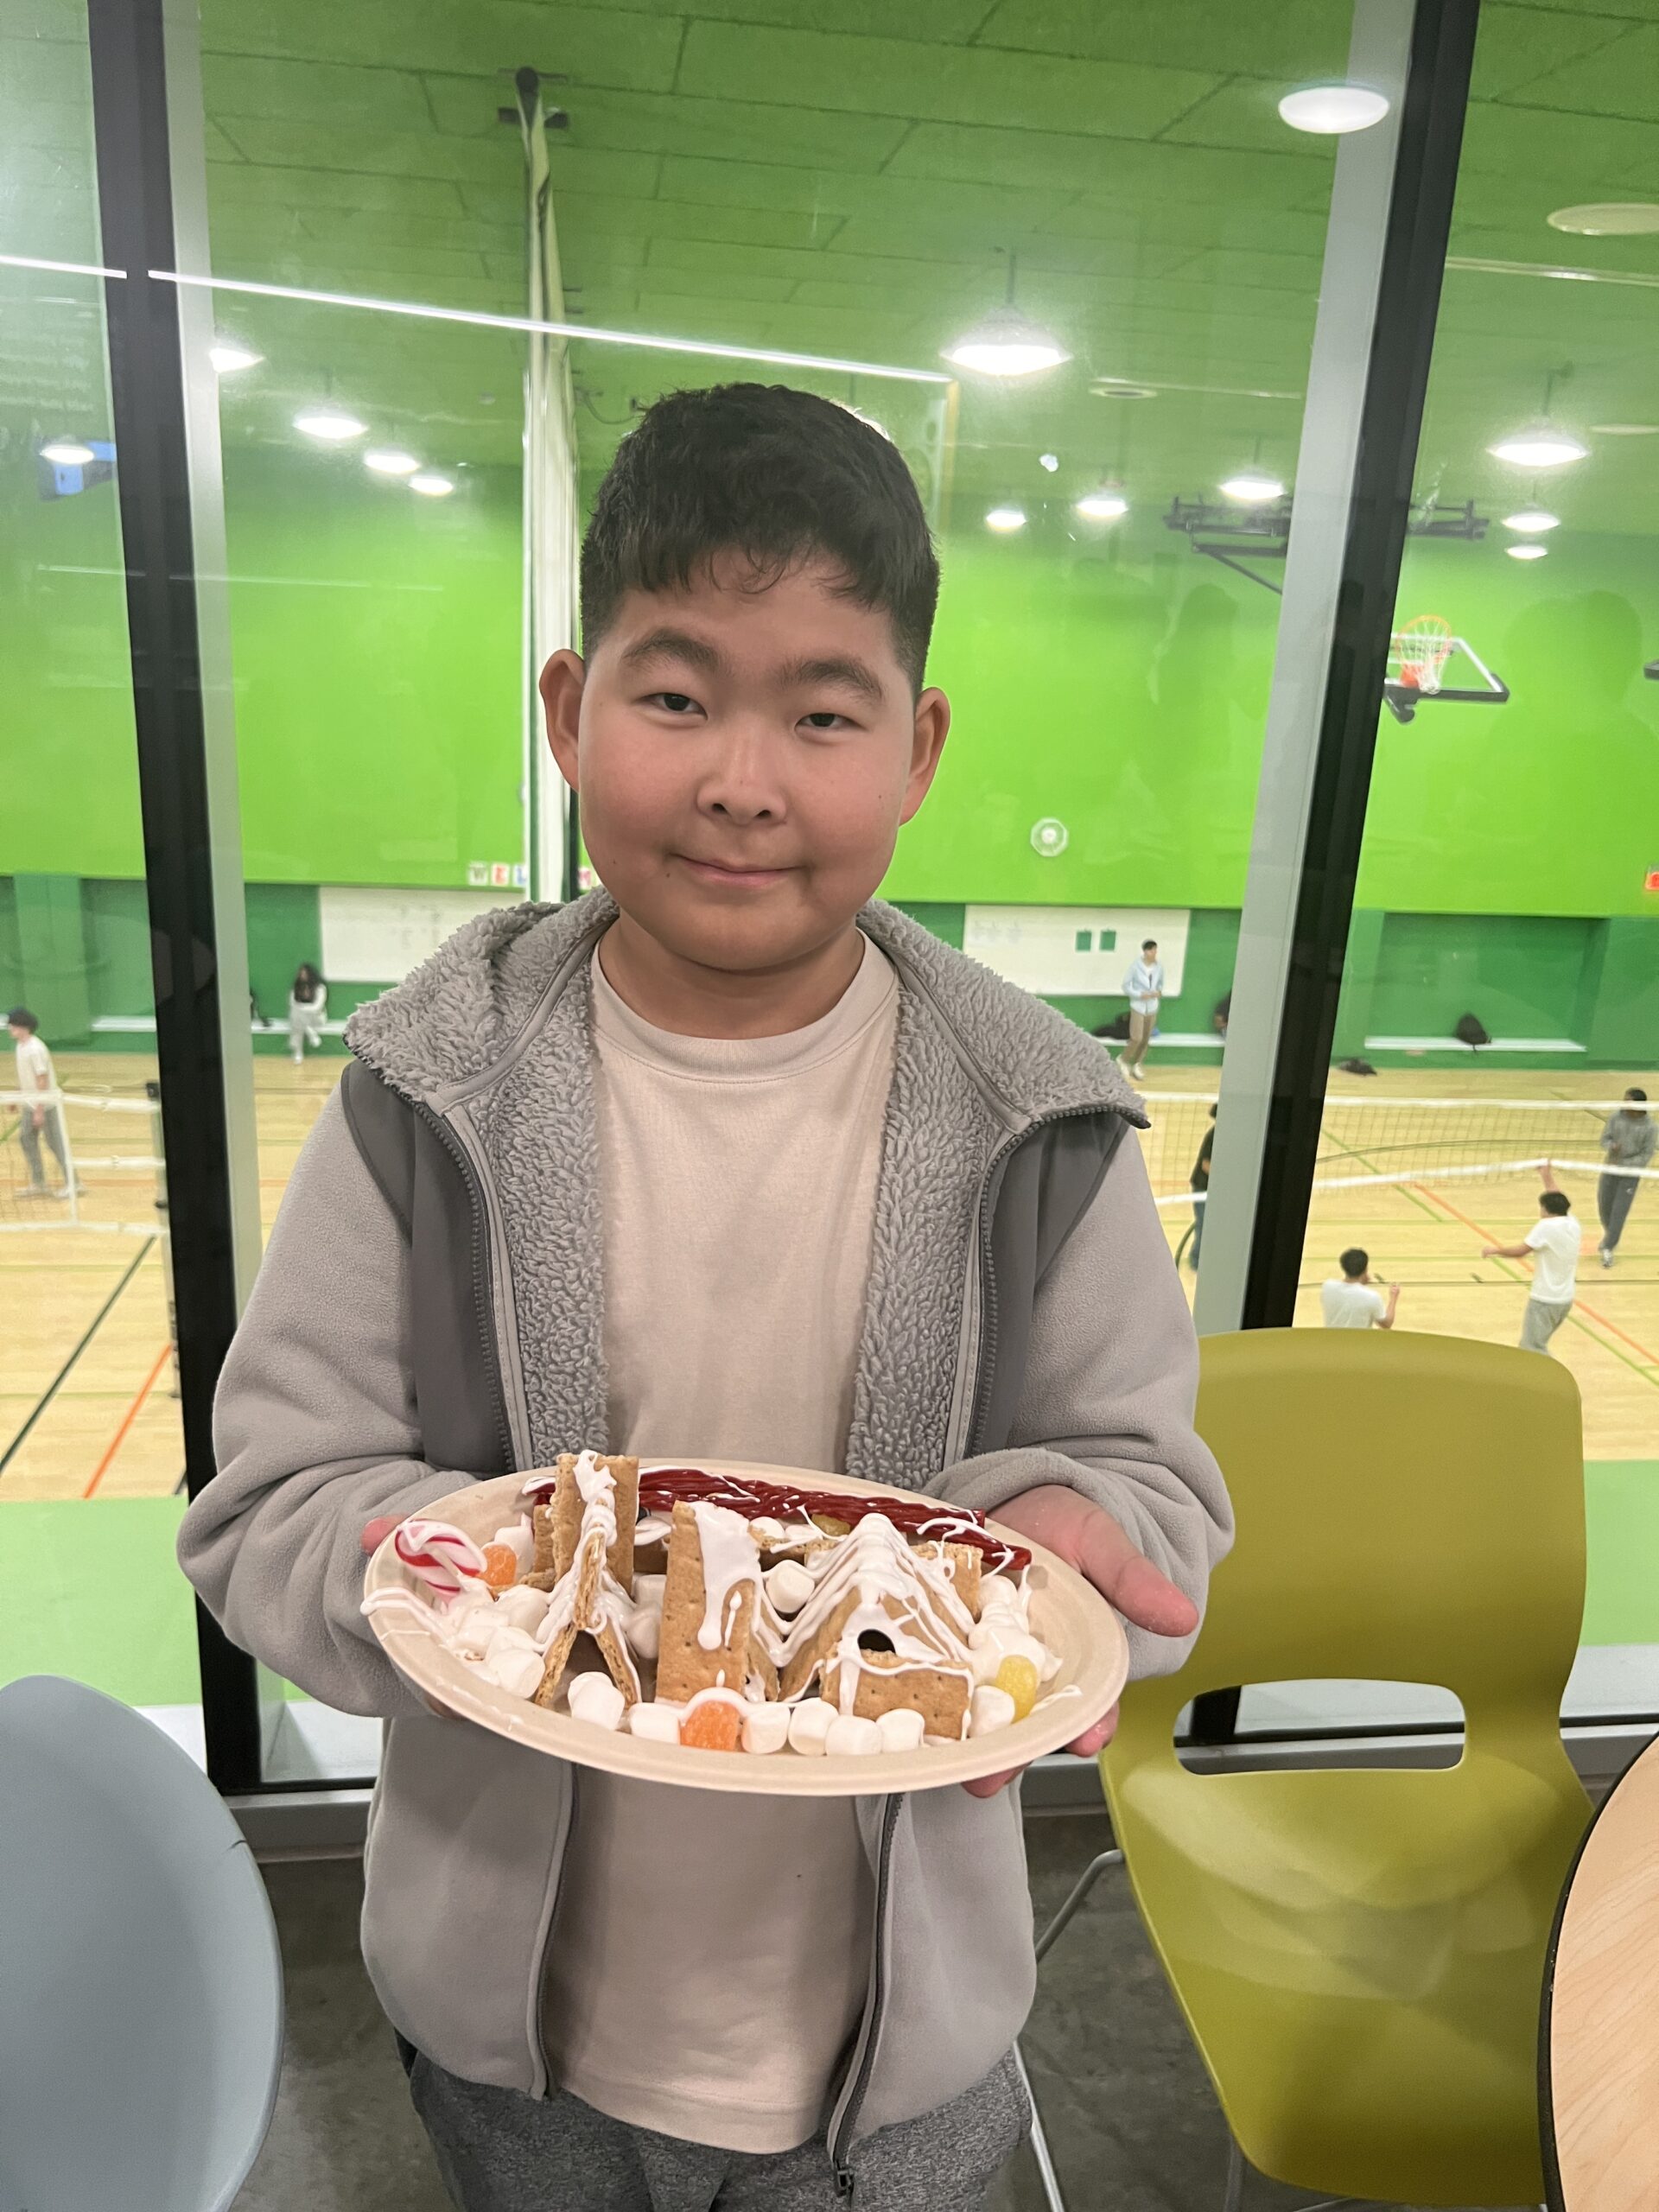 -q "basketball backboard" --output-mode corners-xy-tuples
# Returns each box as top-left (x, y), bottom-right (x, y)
(1382, 617), (1510, 724)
